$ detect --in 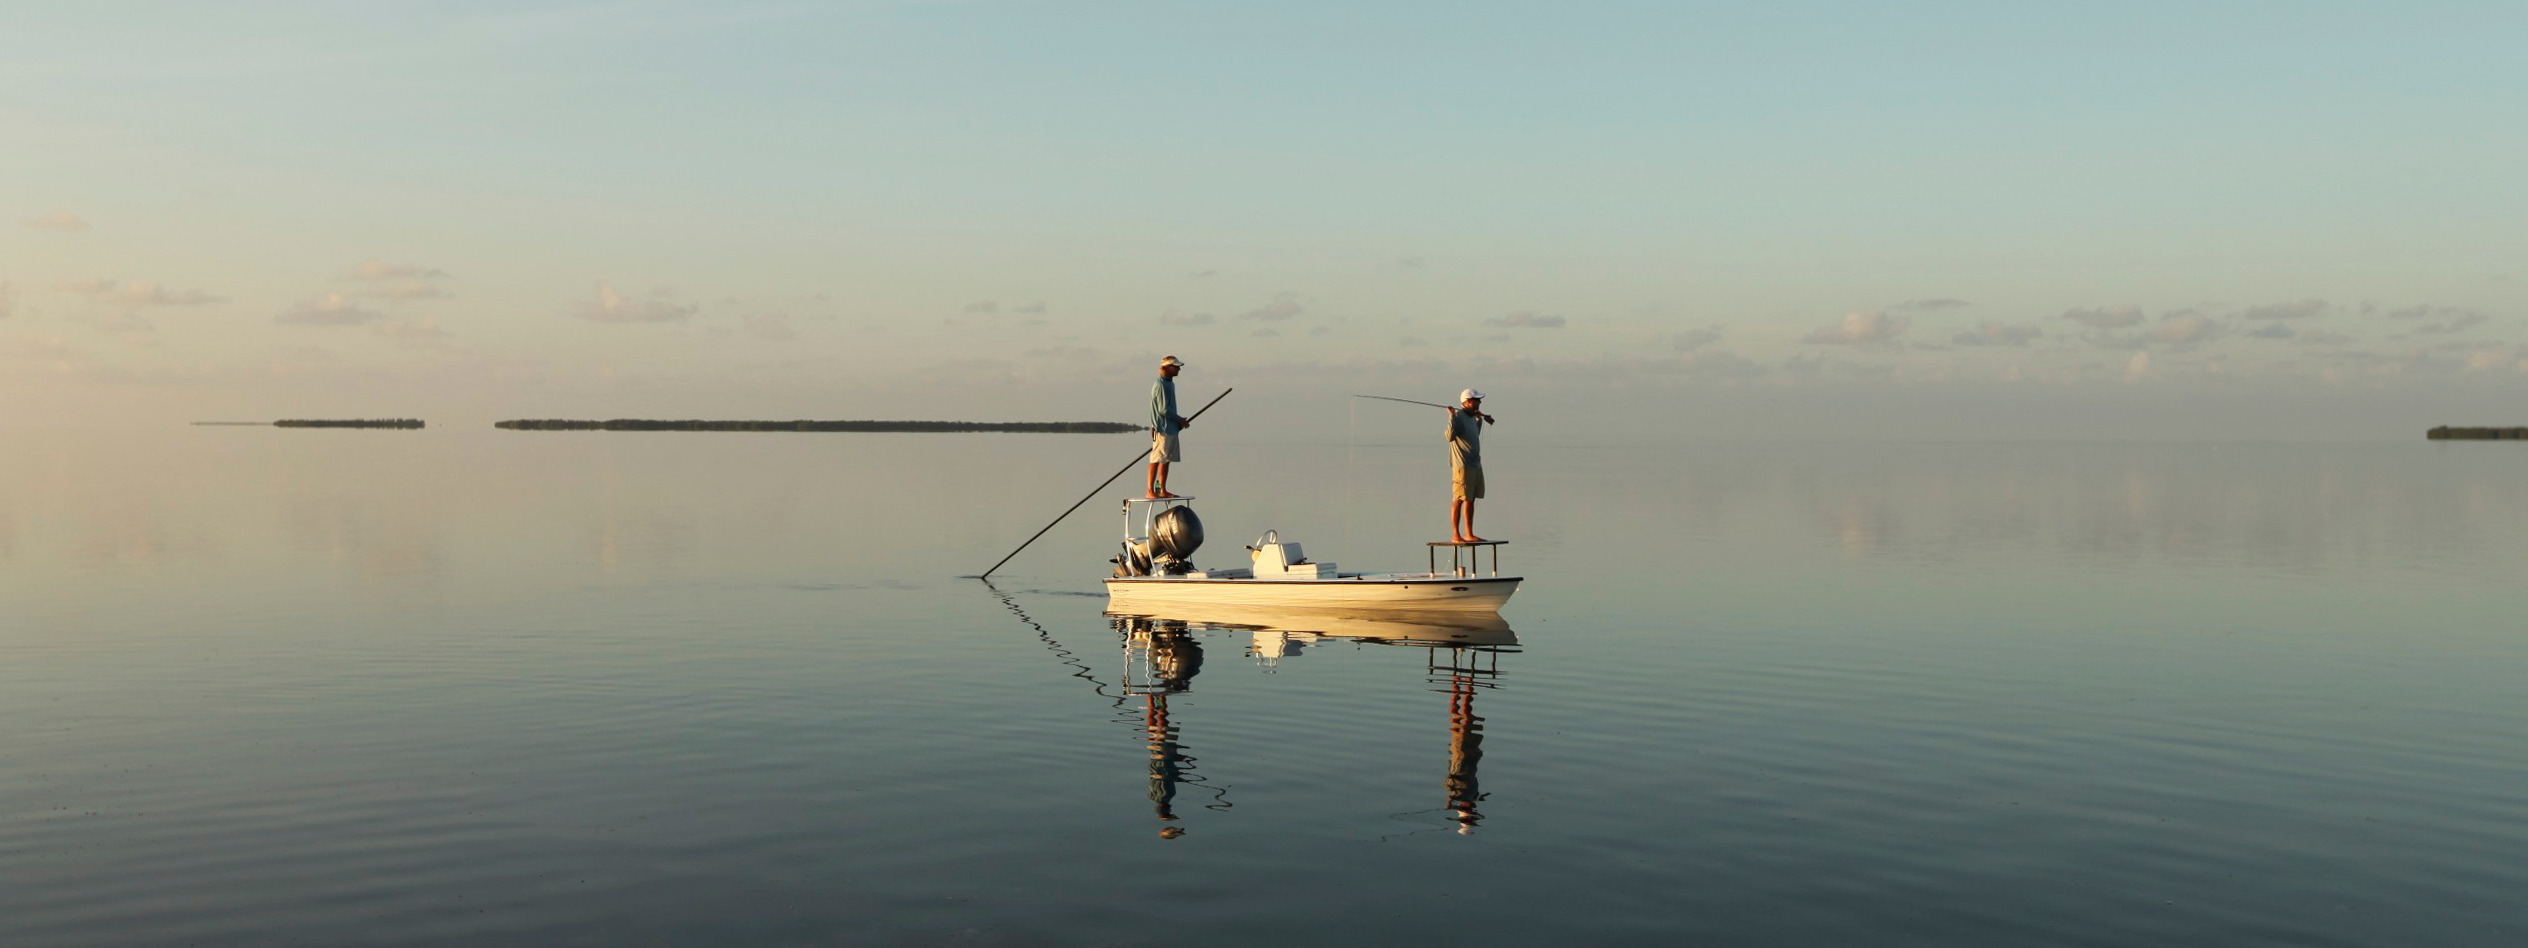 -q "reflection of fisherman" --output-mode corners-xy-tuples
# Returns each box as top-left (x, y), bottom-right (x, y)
(1142, 625), (1205, 838)
(1146, 356), (1190, 499)
(1444, 664), (1487, 834)
(1146, 697), (1187, 835)
(1446, 389), (1496, 543)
